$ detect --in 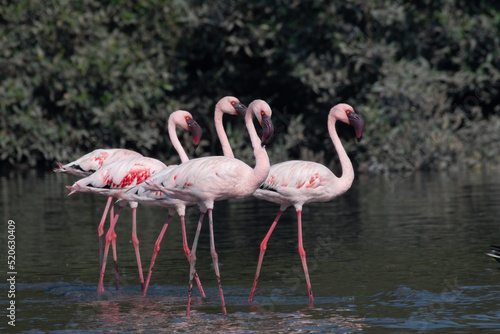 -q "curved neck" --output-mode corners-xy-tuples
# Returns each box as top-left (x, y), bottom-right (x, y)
(214, 108), (234, 158)
(168, 119), (189, 163)
(328, 117), (354, 194)
(245, 111), (270, 184)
